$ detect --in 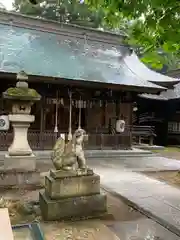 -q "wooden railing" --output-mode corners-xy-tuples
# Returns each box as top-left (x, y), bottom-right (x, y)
(131, 125), (155, 135)
(0, 129), (132, 150)
(86, 132), (131, 150)
(0, 125), (155, 150)
(131, 125), (156, 145)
